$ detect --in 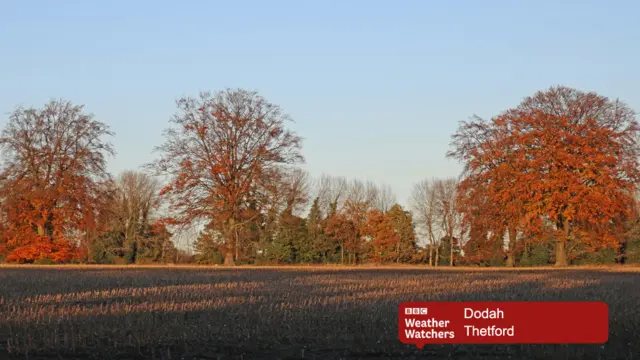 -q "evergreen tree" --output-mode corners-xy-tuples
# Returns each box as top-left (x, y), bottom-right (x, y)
(307, 197), (329, 263)
(518, 238), (552, 266)
(268, 209), (309, 264)
(438, 236), (462, 266)
(386, 204), (418, 263)
(194, 224), (225, 264)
